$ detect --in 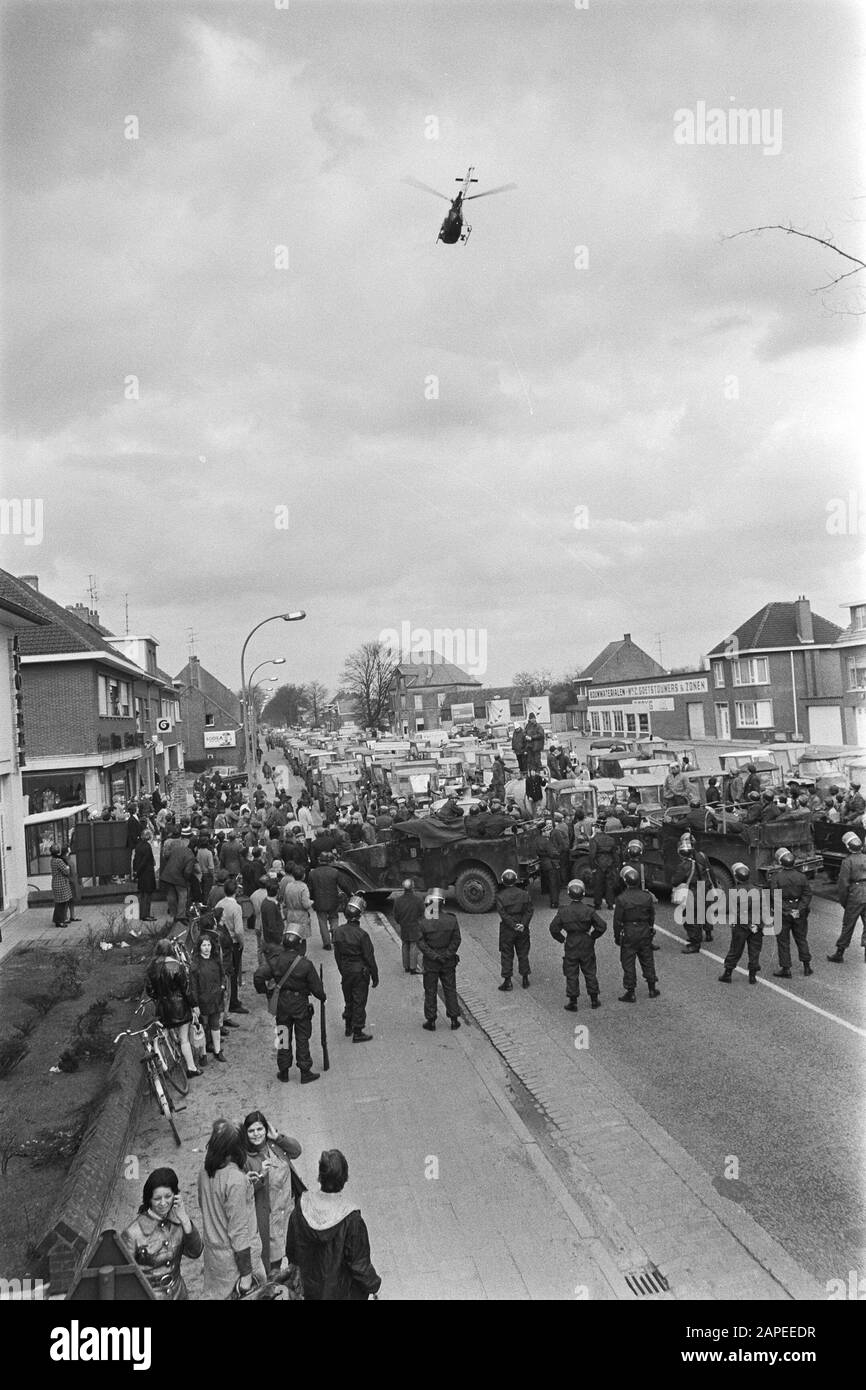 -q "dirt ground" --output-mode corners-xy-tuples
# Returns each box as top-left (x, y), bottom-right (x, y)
(0, 934), (152, 1279)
